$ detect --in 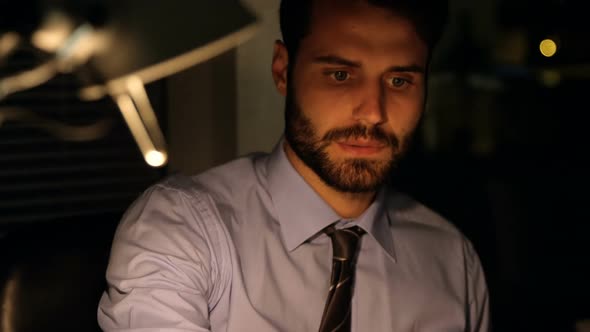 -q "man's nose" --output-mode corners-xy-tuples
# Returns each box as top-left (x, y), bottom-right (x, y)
(353, 81), (387, 126)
